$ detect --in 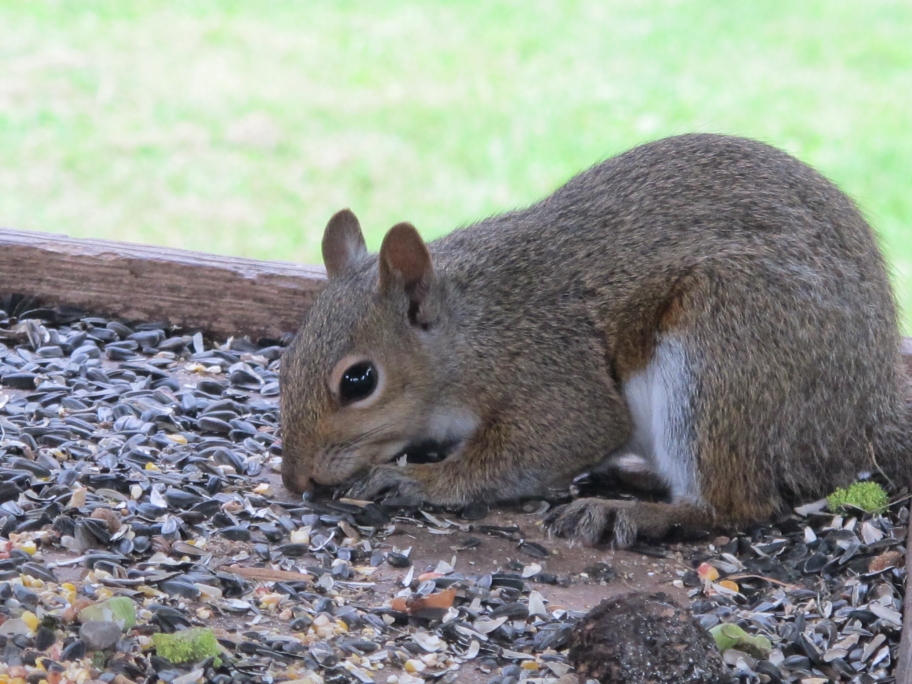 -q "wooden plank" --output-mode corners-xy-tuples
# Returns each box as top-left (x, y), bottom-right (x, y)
(0, 228), (326, 339)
